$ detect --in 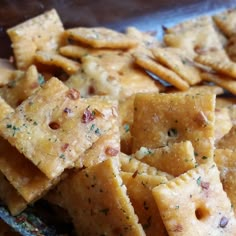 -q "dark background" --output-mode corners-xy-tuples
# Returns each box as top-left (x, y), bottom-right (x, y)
(0, 0), (235, 58)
